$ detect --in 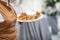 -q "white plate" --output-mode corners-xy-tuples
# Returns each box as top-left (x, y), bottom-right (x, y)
(17, 14), (43, 22)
